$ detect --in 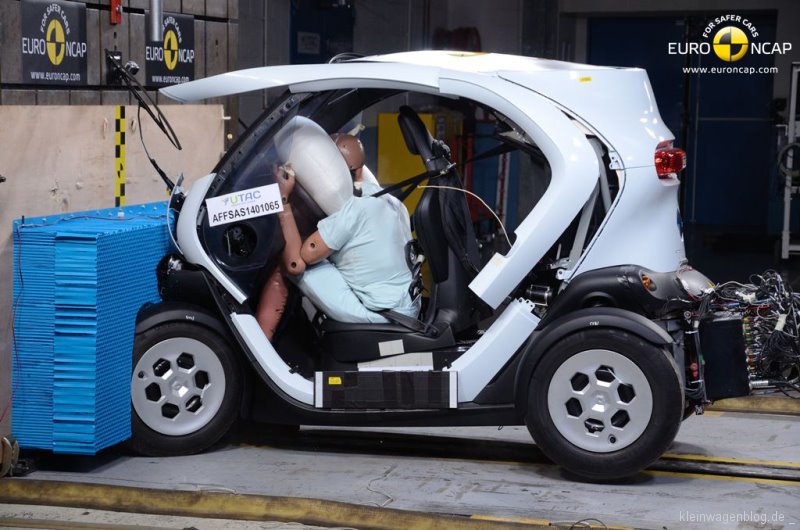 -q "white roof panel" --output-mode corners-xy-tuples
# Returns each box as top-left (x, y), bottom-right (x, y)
(160, 51), (623, 103)
(160, 62), (442, 103)
(364, 50), (613, 73)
